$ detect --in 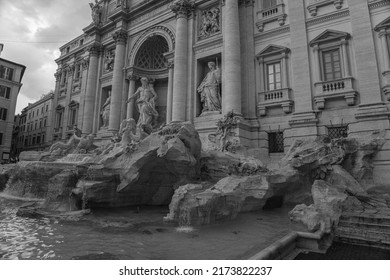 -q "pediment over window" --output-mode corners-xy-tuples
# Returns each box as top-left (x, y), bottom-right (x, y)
(256, 44), (290, 58)
(374, 16), (390, 32)
(55, 105), (64, 111)
(68, 100), (79, 108)
(310, 29), (350, 46)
